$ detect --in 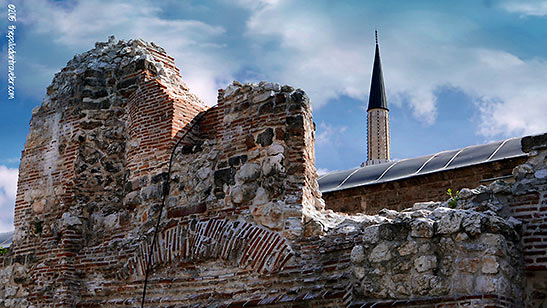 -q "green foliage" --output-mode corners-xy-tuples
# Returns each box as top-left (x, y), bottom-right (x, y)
(0, 247), (8, 255)
(34, 220), (43, 234)
(447, 188), (460, 208)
